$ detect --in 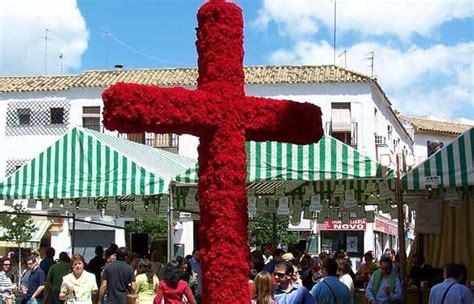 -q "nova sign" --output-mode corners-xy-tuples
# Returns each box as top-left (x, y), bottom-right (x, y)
(318, 219), (366, 231)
